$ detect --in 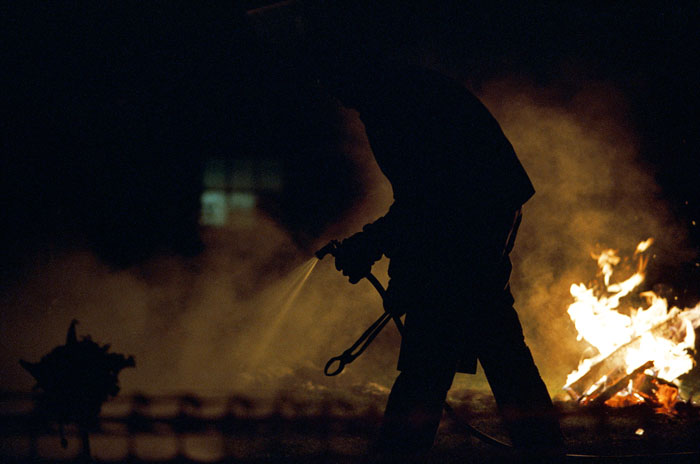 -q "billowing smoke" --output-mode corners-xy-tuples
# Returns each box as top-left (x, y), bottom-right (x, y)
(478, 78), (692, 392)
(1, 77), (691, 402)
(0, 215), (398, 397)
